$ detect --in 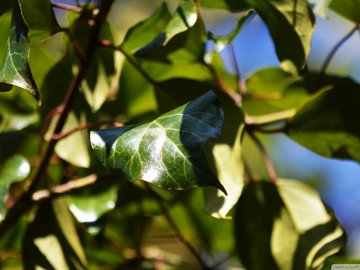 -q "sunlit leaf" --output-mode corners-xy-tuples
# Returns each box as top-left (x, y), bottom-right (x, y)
(330, 0), (360, 22)
(68, 187), (117, 224)
(81, 22), (116, 112)
(0, 155), (30, 220)
(0, 1), (40, 103)
(199, 0), (249, 12)
(23, 199), (88, 270)
(245, 0), (315, 70)
(91, 91), (226, 192)
(287, 83), (360, 163)
(309, 0), (332, 17)
(52, 112), (91, 168)
(18, 0), (59, 43)
(235, 180), (345, 270)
